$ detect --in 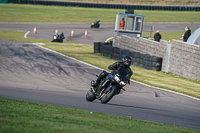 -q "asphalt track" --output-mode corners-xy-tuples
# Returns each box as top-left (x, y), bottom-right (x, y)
(0, 22), (200, 44)
(0, 23), (200, 130)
